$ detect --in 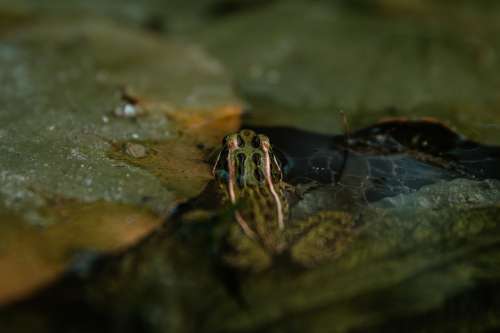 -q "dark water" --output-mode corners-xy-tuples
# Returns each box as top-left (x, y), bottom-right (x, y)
(252, 120), (500, 202)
